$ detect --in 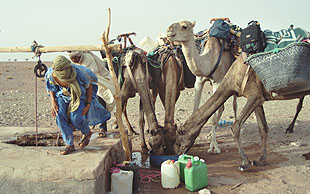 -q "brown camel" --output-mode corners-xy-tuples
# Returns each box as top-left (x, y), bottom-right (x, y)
(163, 20), (304, 155)
(123, 44), (194, 155)
(148, 44), (190, 154)
(173, 52), (310, 171)
(163, 20), (237, 154)
(105, 43), (184, 155)
(117, 47), (164, 154)
(148, 20), (309, 170)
